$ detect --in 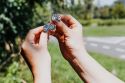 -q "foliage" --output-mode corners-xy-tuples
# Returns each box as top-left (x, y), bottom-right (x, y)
(0, 62), (22, 83)
(0, 61), (33, 83)
(83, 0), (94, 19)
(0, 0), (30, 67)
(99, 6), (111, 19)
(79, 19), (125, 26)
(94, 2), (125, 19)
(112, 2), (125, 18)
(0, 0), (50, 70)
